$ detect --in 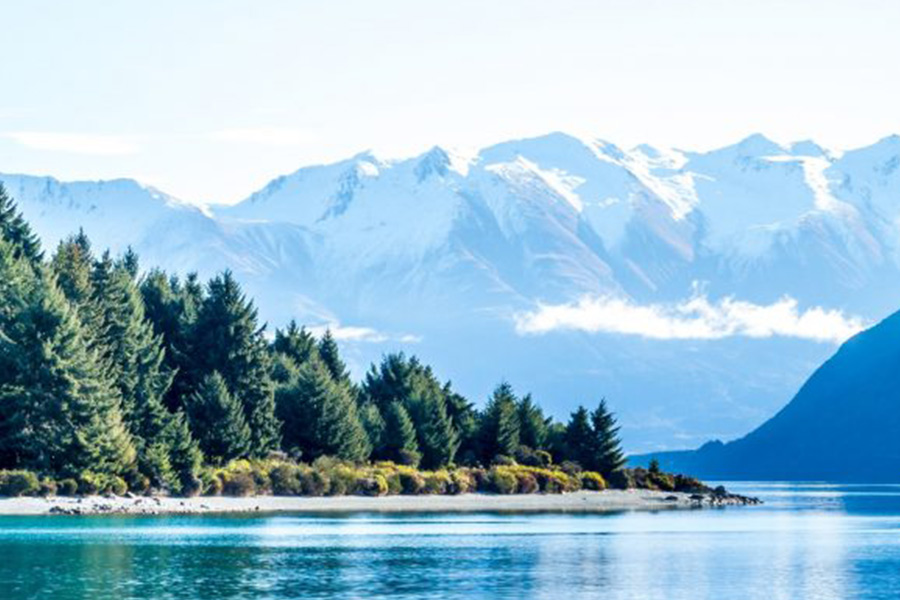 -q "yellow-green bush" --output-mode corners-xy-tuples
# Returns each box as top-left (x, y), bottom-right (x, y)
(450, 468), (476, 494)
(356, 474), (389, 496)
(0, 470), (40, 497)
(270, 464), (302, 495)
(221, 471), (256, 496)
(580, 471), (607, 491)
(423, 470), (452, 494)
(57, 478), (79, 497)
(515, 471), (539, 494)
(487, 467), (518, 494)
